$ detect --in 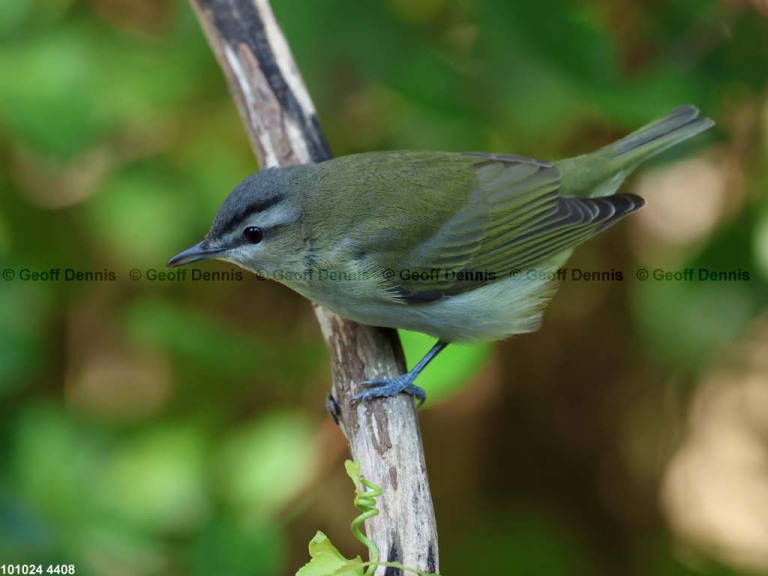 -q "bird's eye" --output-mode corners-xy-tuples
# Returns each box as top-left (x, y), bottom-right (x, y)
(243, 226), (264, 244)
